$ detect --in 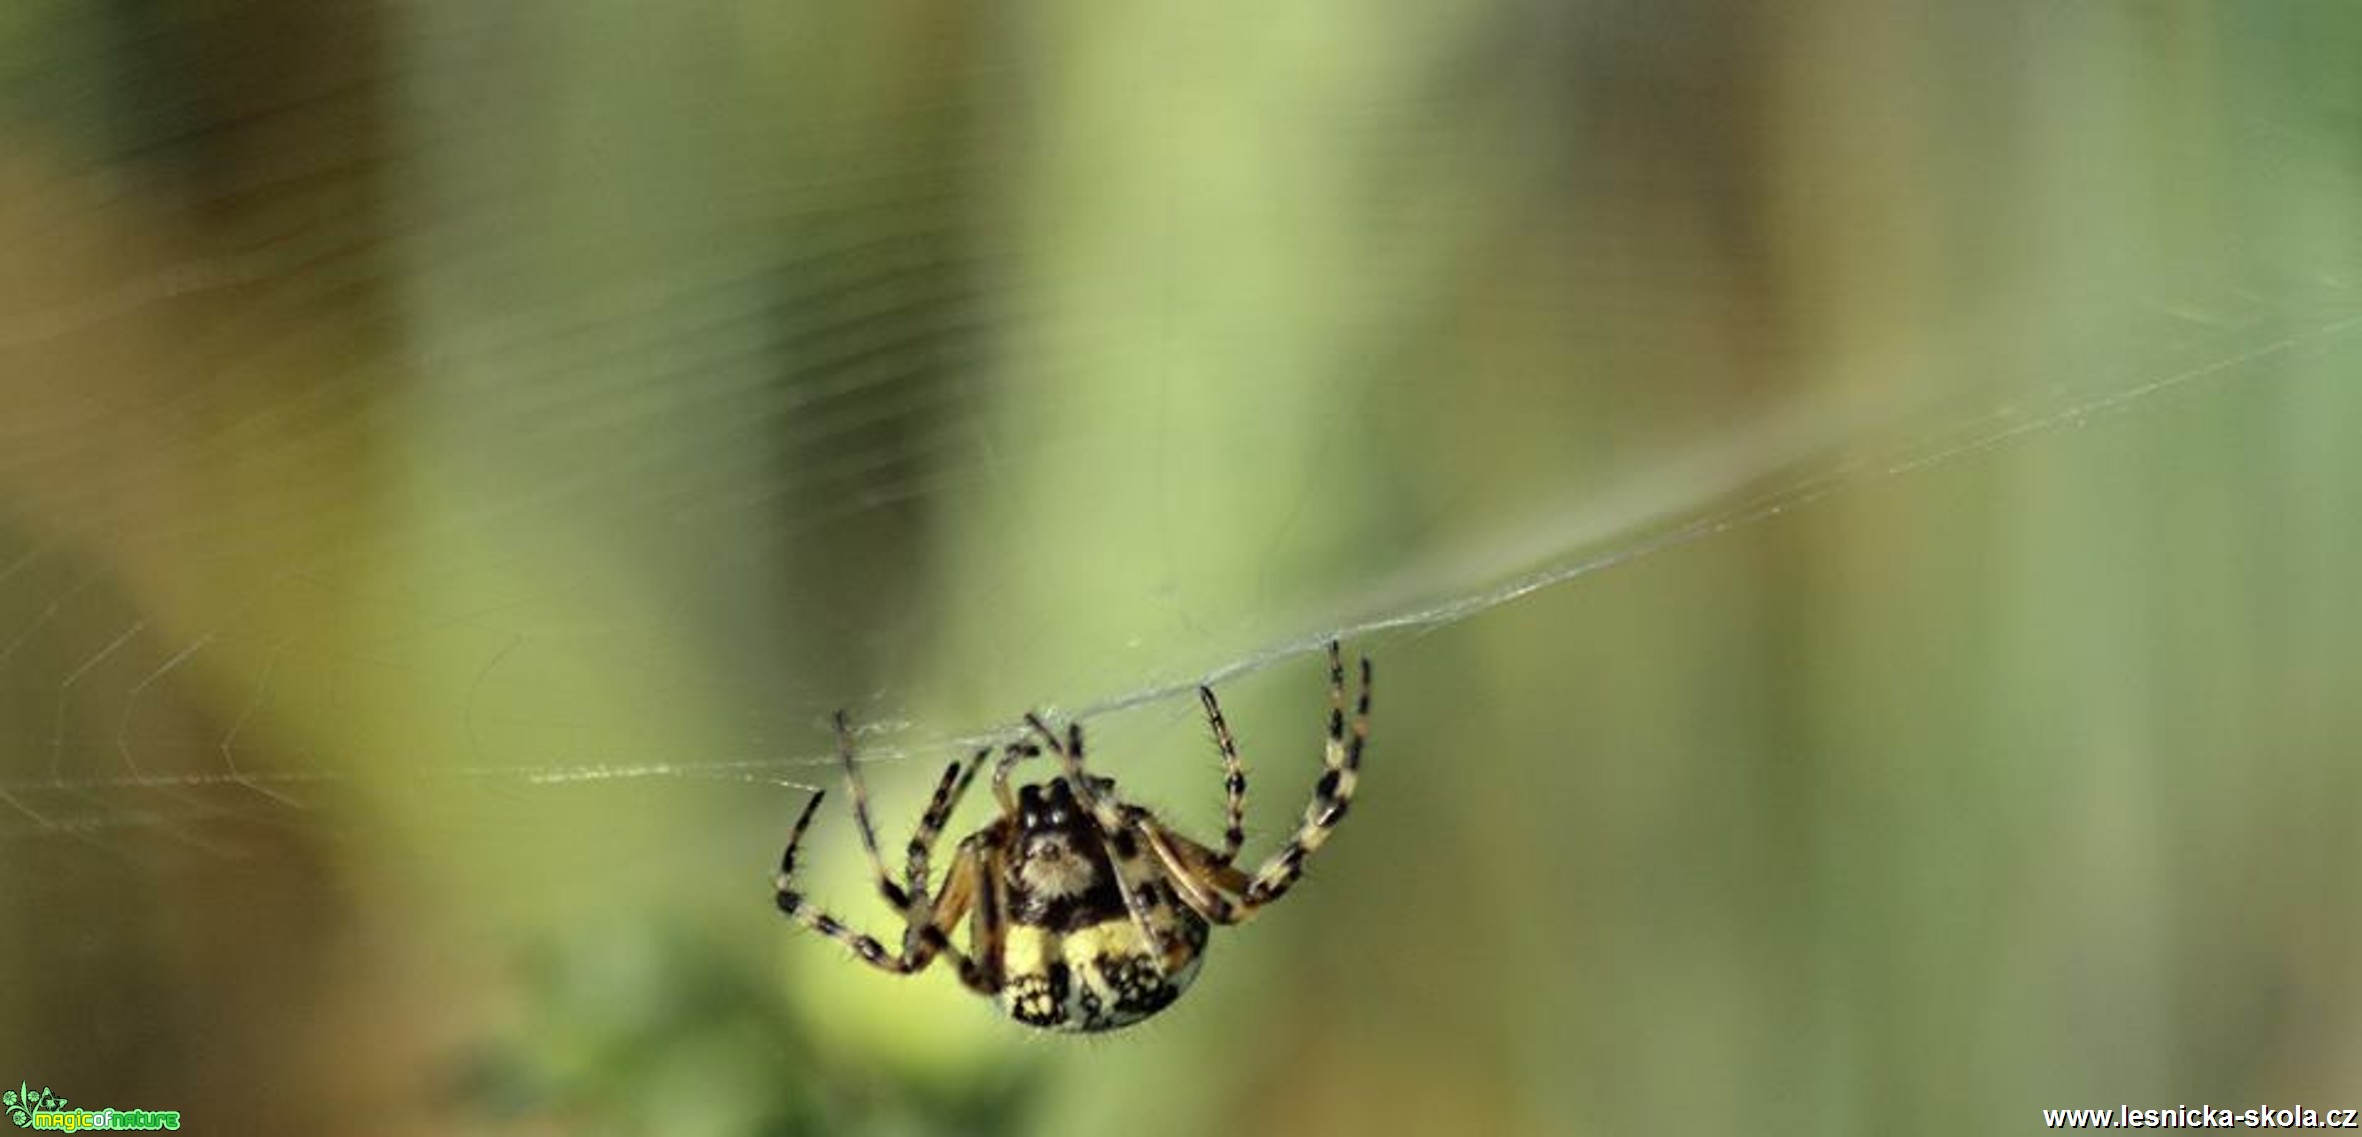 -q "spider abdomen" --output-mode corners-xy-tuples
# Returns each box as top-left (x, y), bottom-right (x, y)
(1001, 918), (1208, 1032)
